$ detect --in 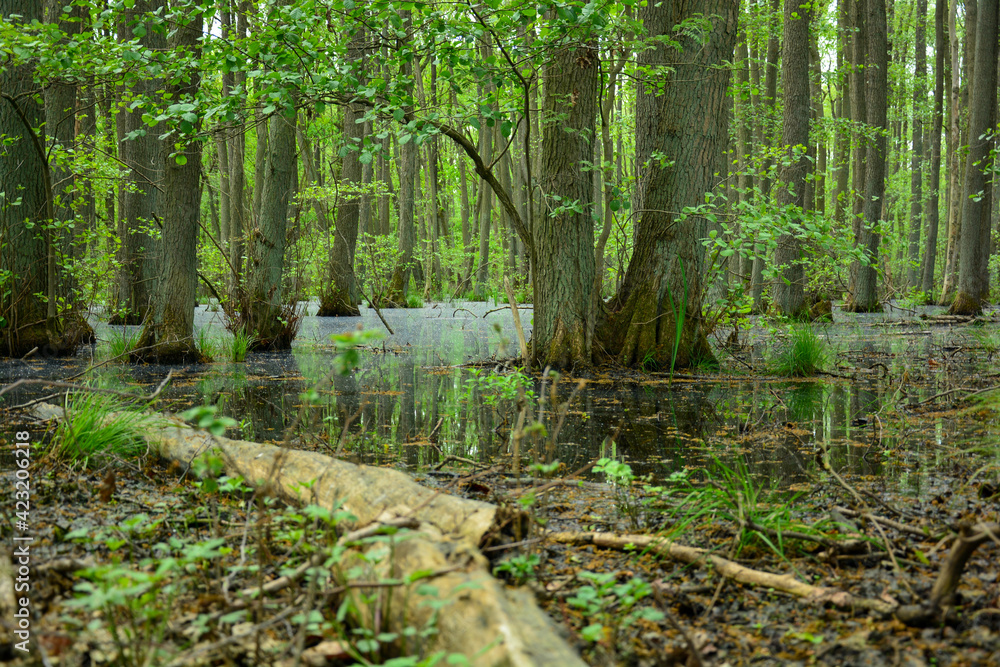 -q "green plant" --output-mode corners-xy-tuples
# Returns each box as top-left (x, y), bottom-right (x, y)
(54, 393), (156, 465)
(593, 457), (643, 529)
(105, 328), (140, 359)
(493, 553), (540, 585)
(195, 327), (221, 360)
(406, 293), (424, 308)
(228, 327), (257, 362)
(770, 325), (828, 377)
(567, 572), (664, 644)
(464, 369), (536, 406)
